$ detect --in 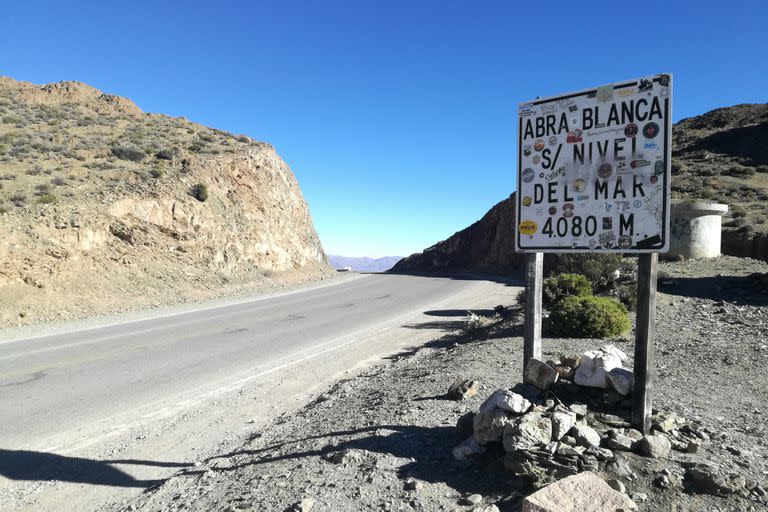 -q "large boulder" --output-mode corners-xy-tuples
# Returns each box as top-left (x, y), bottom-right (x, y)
(521, 471), (637, 512)
(573, 346), (625, 389)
